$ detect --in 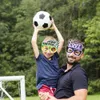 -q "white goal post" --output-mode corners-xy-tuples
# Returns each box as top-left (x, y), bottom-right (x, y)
(0, 76), (26, 100)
